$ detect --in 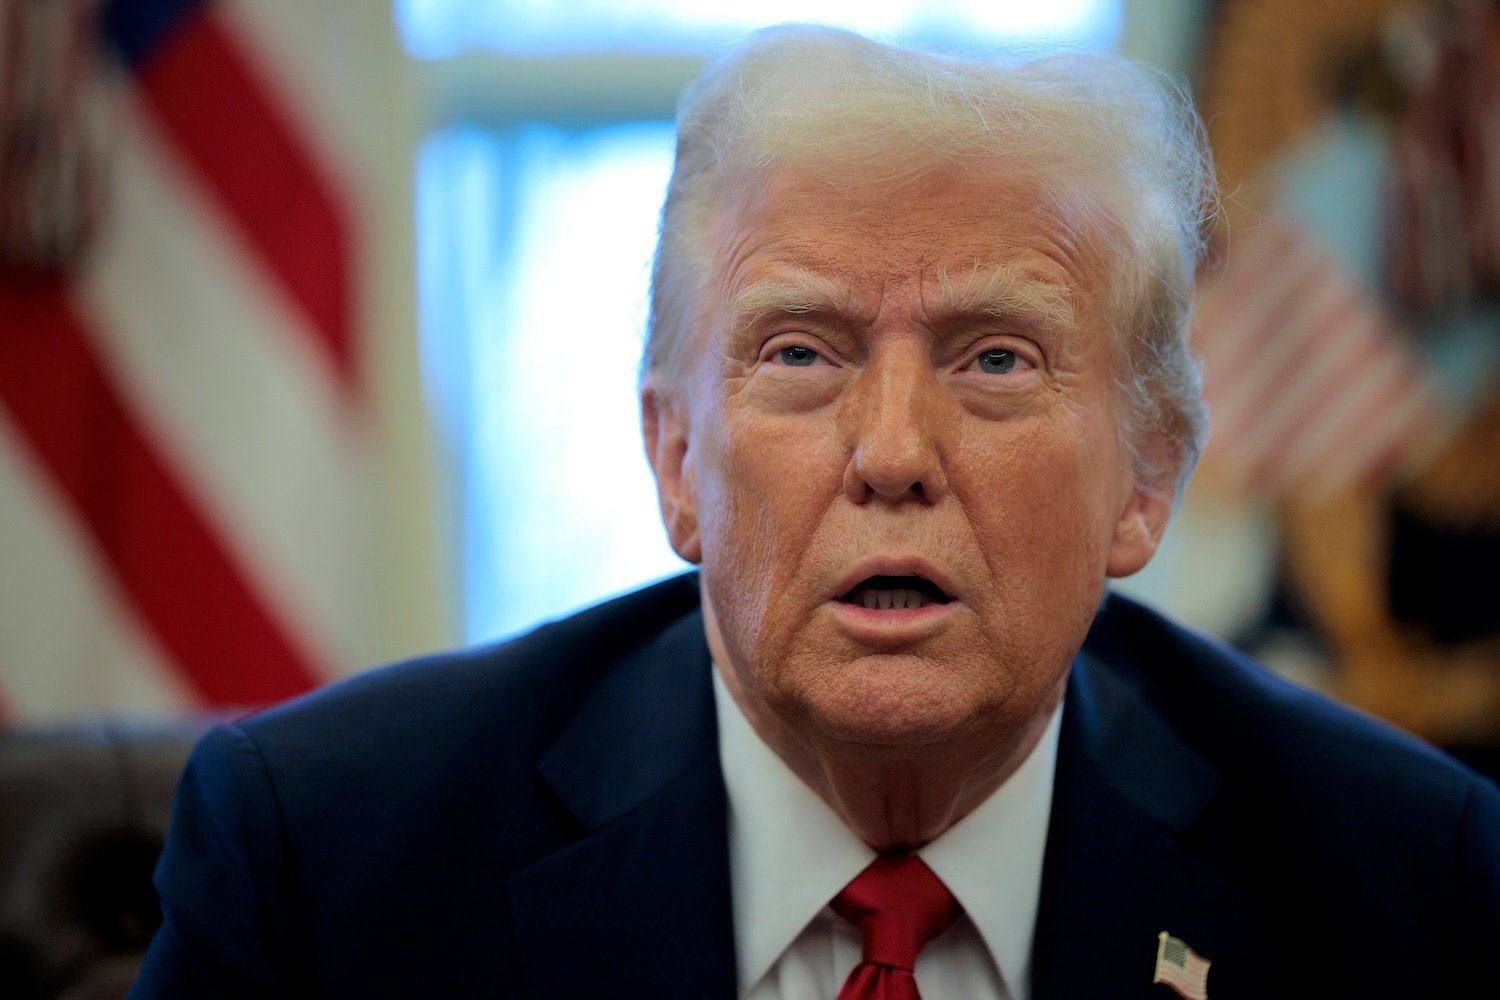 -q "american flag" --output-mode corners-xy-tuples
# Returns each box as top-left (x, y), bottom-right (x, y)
(0, 0), (441, 720)
(1387, 0), (1500, 314)
(1192, 217), (1443, 502)
(1153, 931), (1210, 1000)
